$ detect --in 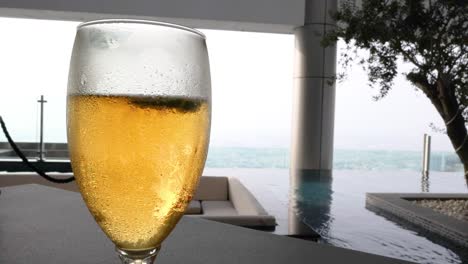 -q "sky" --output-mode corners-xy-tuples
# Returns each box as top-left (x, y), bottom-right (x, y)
(0, 17), (455, 152)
